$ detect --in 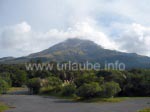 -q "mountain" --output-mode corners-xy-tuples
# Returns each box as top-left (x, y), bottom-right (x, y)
(0, 57), (14, 62)
(0, 57), (14, 63)
(1, 38), (150, 69)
